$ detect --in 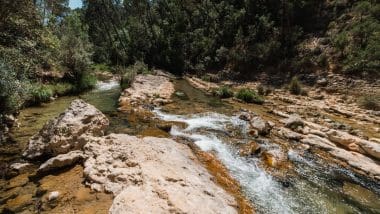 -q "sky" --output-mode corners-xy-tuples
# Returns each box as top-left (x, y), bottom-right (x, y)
(69, 0), (83, 9)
